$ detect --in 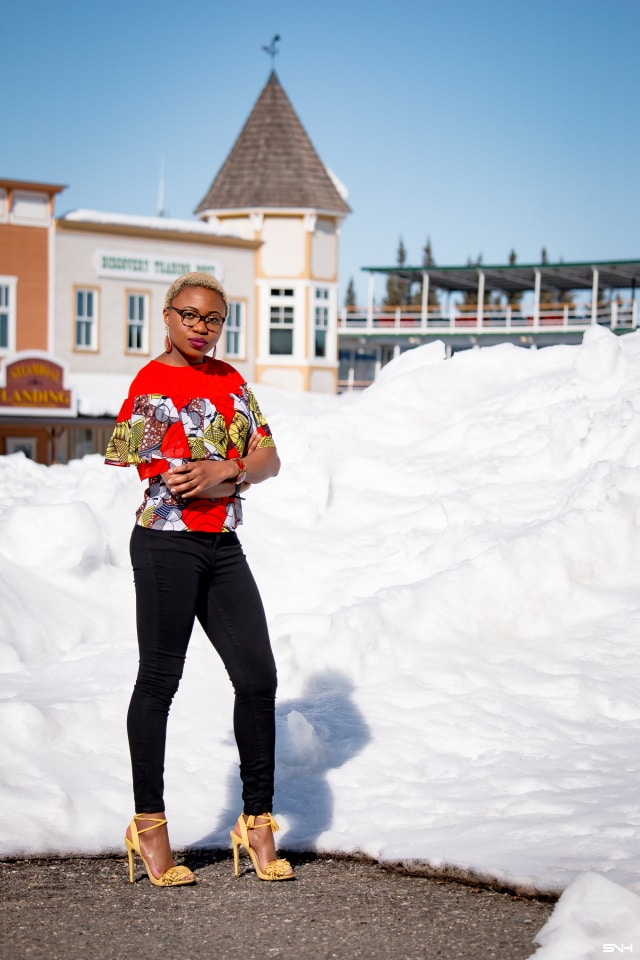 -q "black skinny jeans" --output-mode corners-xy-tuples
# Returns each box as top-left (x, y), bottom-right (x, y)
(127, 525), (277, 815)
